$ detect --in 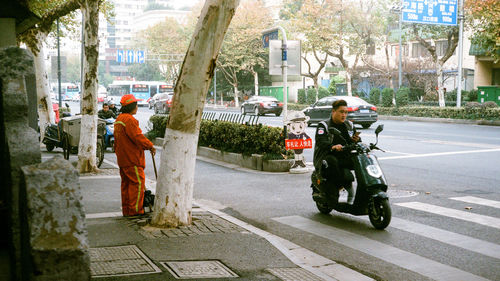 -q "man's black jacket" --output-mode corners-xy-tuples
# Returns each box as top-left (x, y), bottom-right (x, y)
(313, 118), (357, 168)
(98, 109), (116, 119)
